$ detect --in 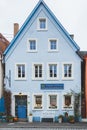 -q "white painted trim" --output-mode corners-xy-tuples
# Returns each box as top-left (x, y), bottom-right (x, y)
(62, 62), (74, 80)
(47, 62), (59, 80)
(32, 62), (44, 80)
(37, 17), (48, 31)
(15, 63), (27, 80)
(27, 38), (37, 52)
(48, 38), (59, 52)
(32, 93), (44, 110)
(47, 92), (59, 110)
